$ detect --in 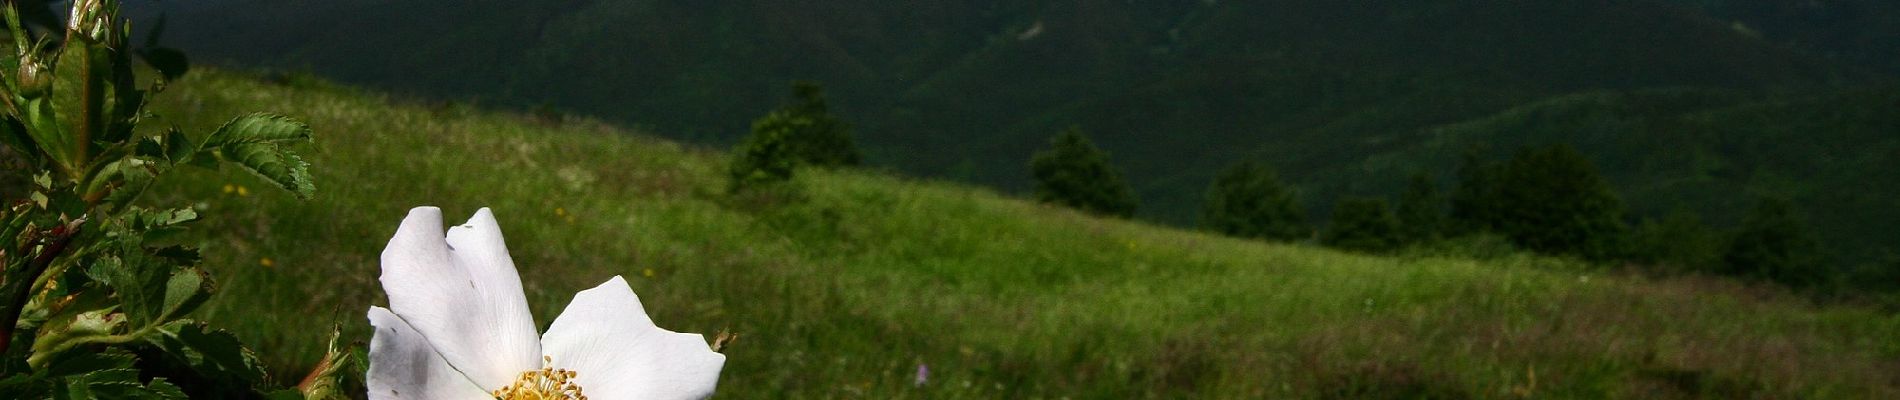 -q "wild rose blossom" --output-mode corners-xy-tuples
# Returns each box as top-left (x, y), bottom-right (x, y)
(366, 207), (724, 399)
